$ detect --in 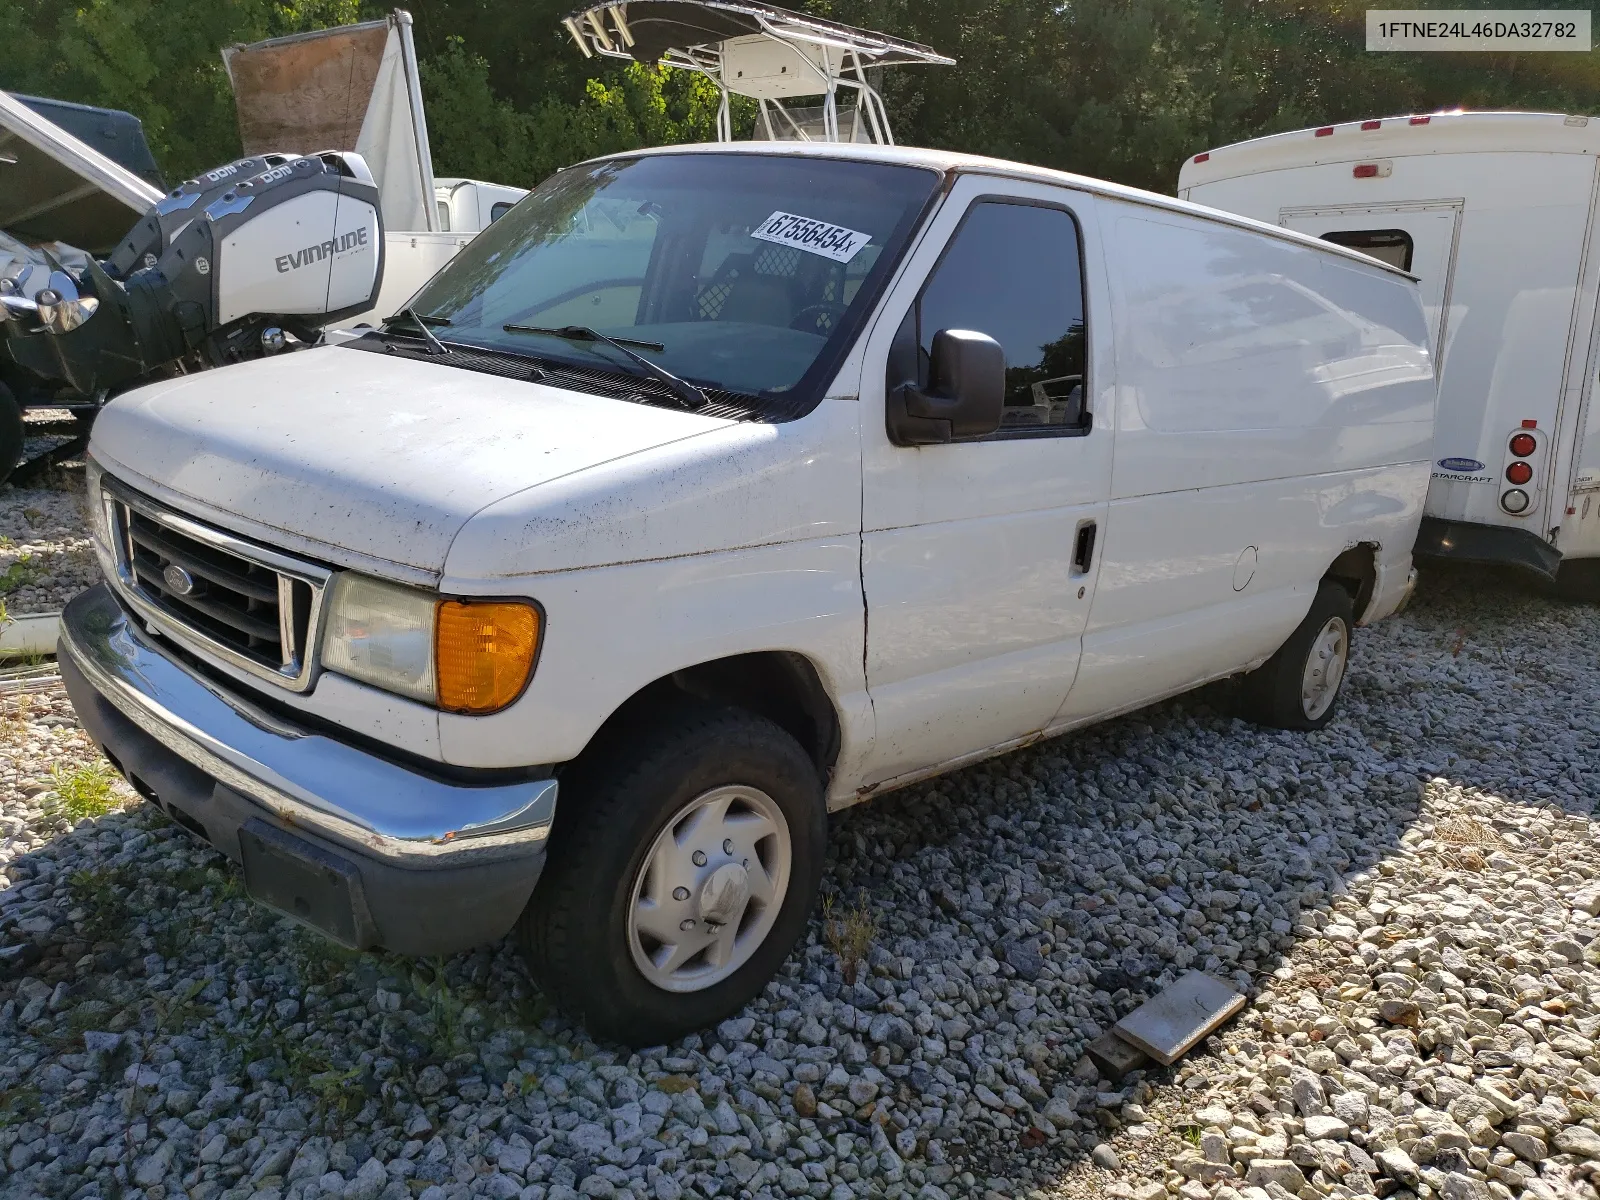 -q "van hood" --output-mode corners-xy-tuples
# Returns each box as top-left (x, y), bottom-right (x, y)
(89, 344), (731, 577)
